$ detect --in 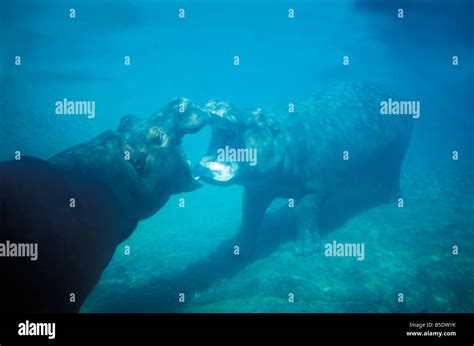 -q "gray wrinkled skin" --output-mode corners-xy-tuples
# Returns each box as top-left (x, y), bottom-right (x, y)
(194, 82), (413, 256)
(0, 98), (208, 312)
(49, 98), (208, 230)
